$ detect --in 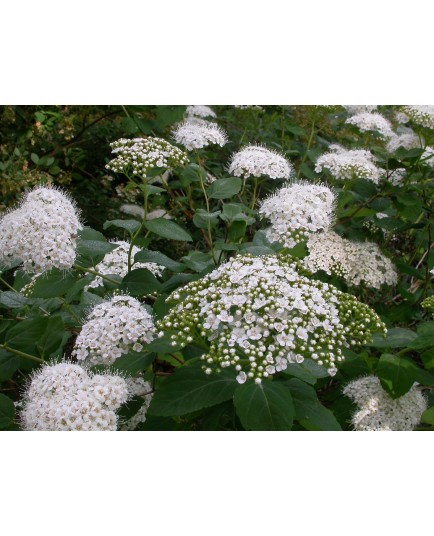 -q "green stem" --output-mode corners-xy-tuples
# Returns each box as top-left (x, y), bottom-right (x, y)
(0, 275), (17, 292)
(0, 343), (44, 364)
(250, 177), (259, 210)
(74, 264), (120, 286)
(196, 150), (216, 264)
(297, 109), (316, 178)
(127, 183), (149, 272)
